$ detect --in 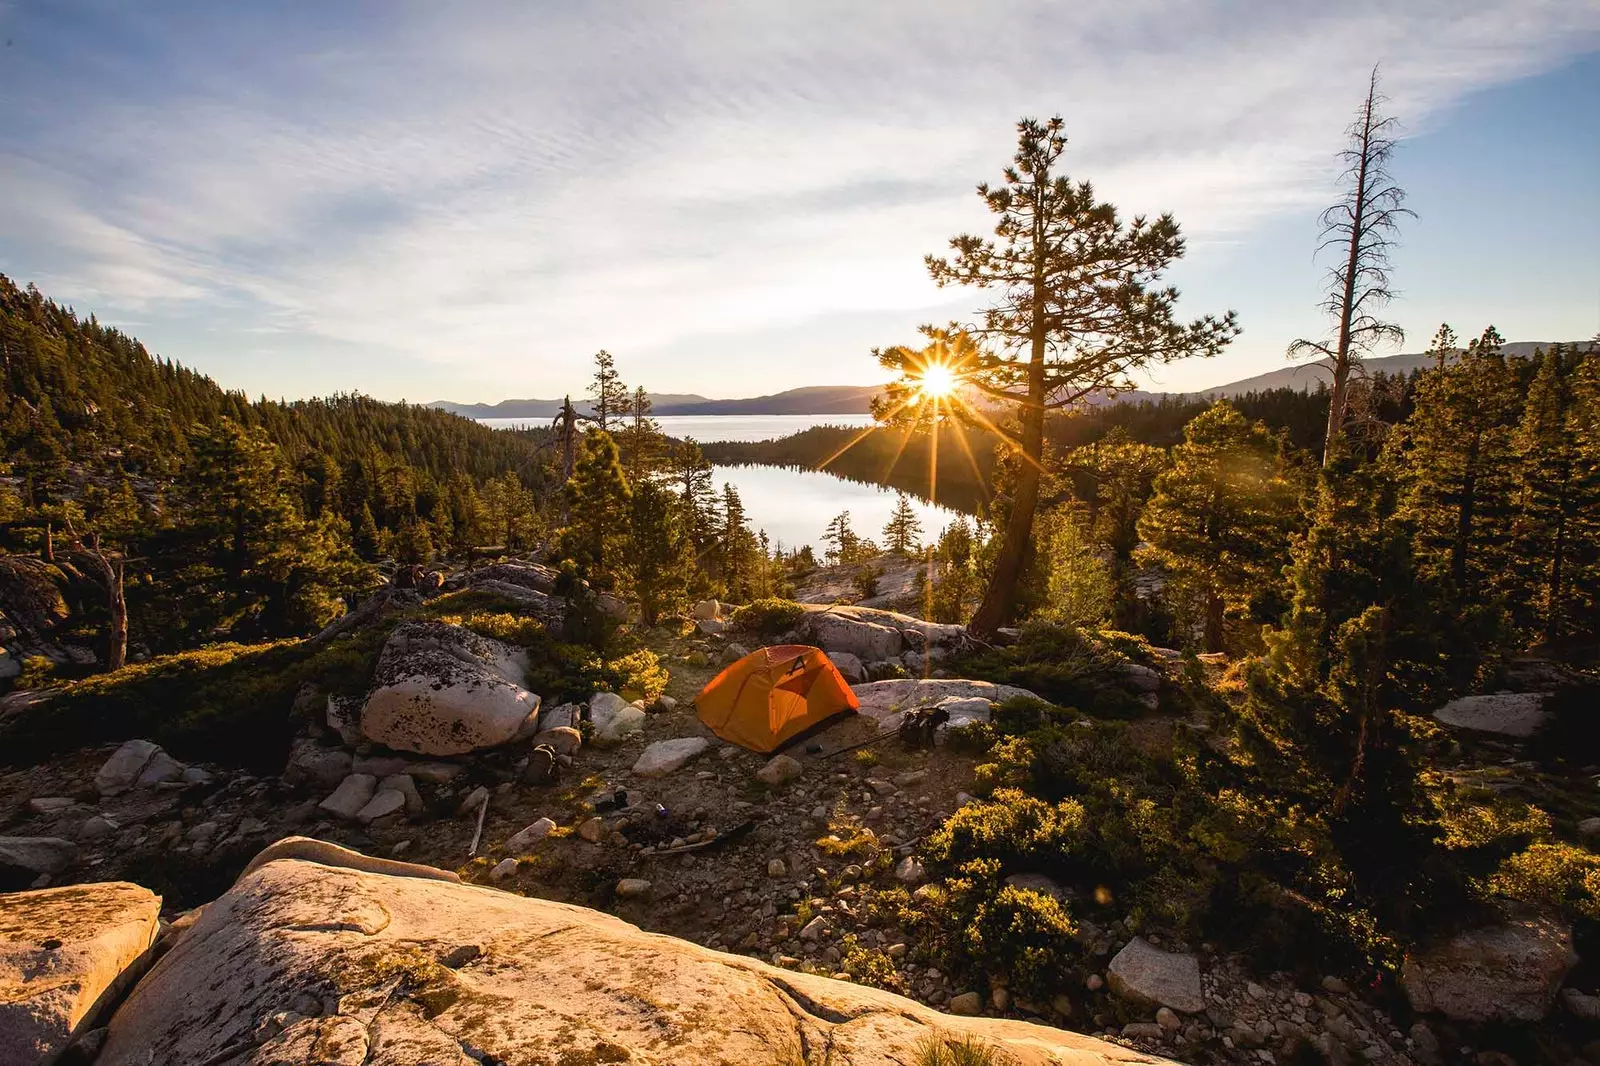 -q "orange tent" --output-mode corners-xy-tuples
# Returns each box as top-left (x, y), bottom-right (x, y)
(695, 645), (860, 753)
